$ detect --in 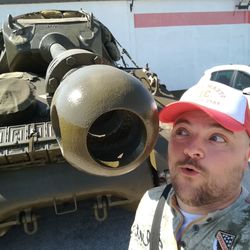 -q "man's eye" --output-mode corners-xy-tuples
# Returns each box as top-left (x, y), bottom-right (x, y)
(174, 128), (189, 136)
(209, 134), (226, 143)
